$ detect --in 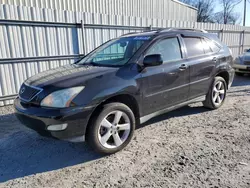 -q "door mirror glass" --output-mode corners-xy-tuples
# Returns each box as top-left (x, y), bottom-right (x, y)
(143, 54), (163, 67)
